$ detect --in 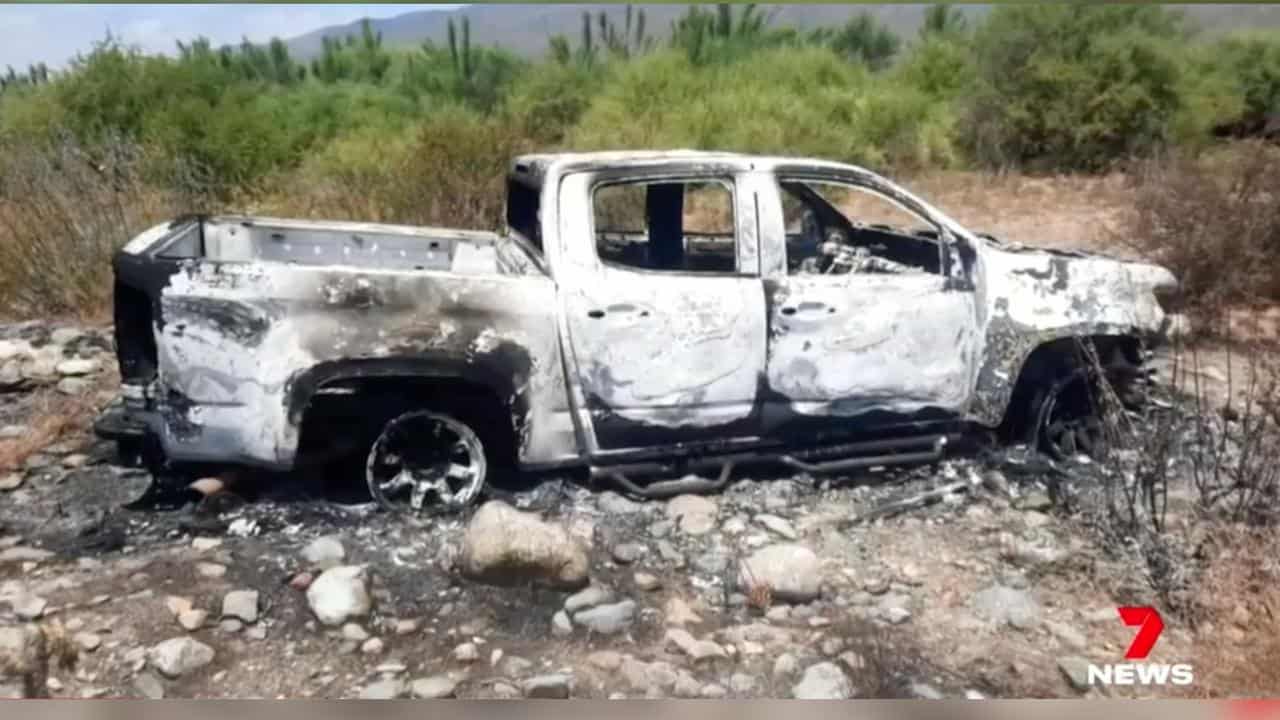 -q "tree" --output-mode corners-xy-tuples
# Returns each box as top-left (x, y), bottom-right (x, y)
(824, 13), (901, 71)
(920, 4), (968, 40)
